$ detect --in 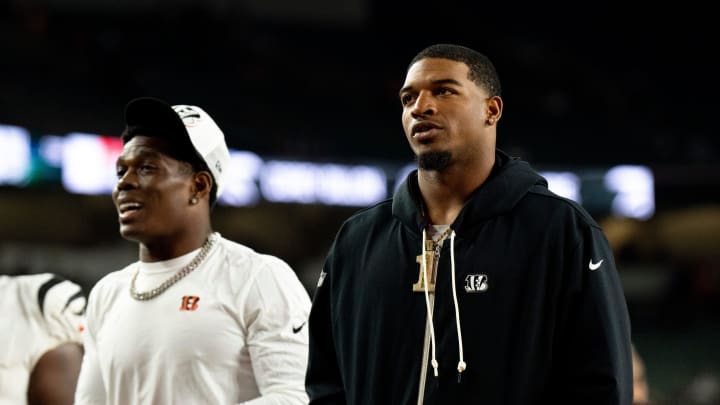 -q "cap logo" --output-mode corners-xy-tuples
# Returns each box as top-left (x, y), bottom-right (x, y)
(172, 105), (202, 127)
